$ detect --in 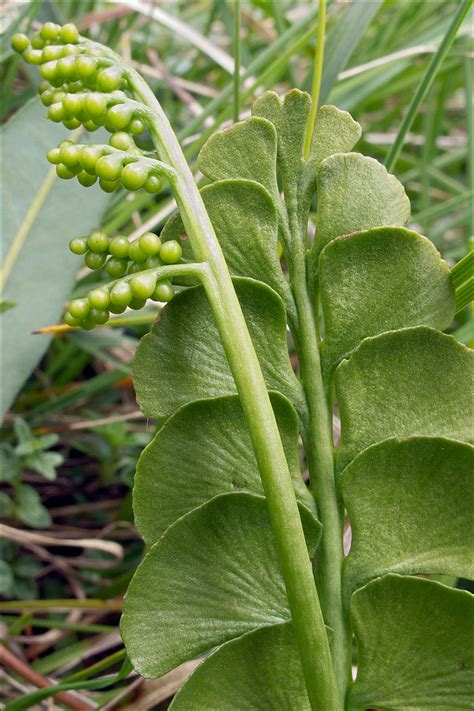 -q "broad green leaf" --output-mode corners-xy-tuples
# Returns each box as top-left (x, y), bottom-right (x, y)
(133, 277), (305, 422)
(336, 327), (473, 471)
(320, 227), (455, 379)
(121, 492), (321, 678)
(350, 574), (474, 710)
(160, 180), (292, 310)
(300, 105), (361, 220)
(171, 623), (310, 710)
(1, 100), (108, 418)
(135, 393), (315, 546)
(252, 89), (310, 199)
(15, 484), (51, 529)
(309, 152), (411, 268)
(342, 437), (474, 598)
(198, 116), (278, 198)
